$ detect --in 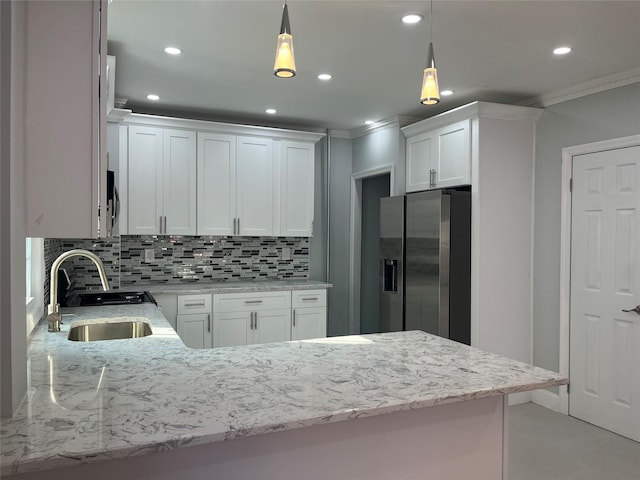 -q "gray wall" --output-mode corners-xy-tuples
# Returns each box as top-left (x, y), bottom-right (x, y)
(327, 136), (353, 336)
(309, 139), (327, 282)
(360, 174), (390, 334)
(1, 0), (28, 417)
(352, 124), (405, 195)
(533, 82), (640, 373)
